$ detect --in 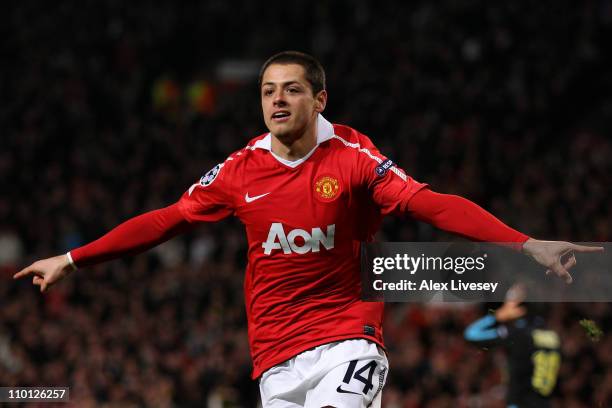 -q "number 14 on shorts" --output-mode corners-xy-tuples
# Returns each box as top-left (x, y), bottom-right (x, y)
(337, 360), (381, 395)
